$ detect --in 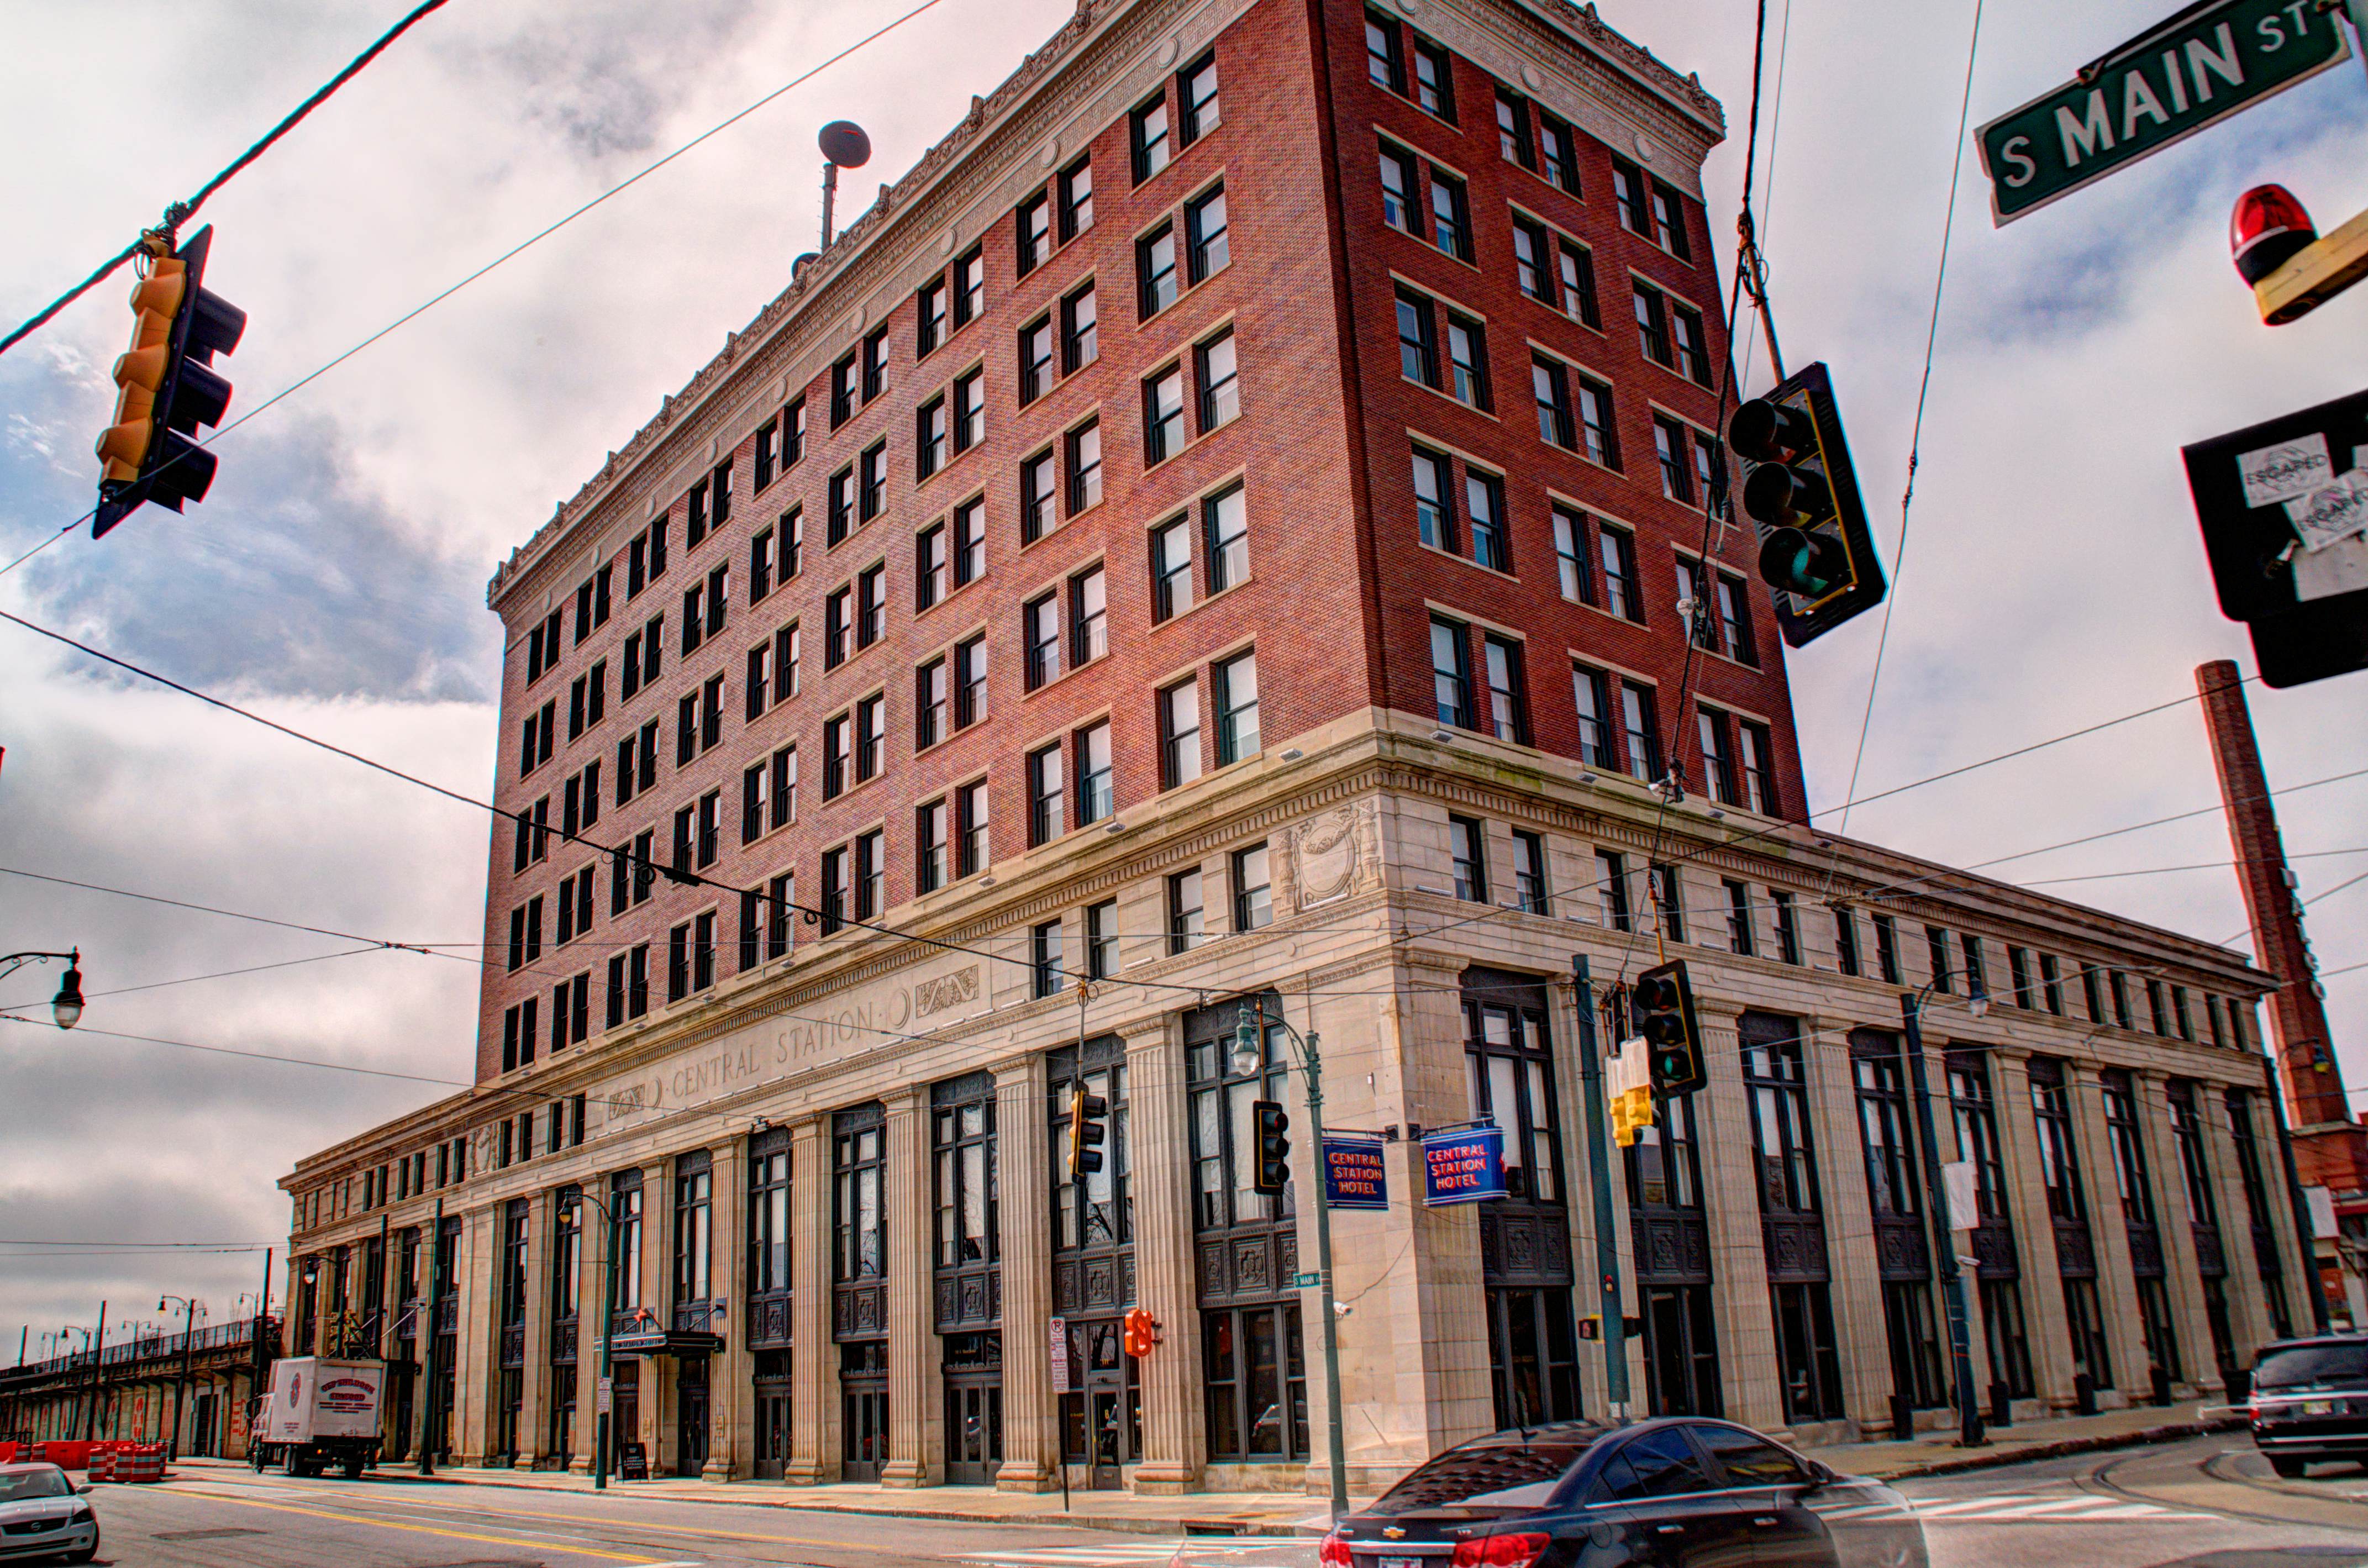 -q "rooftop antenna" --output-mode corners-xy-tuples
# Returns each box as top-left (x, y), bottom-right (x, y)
(817, 120), (872, 249)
